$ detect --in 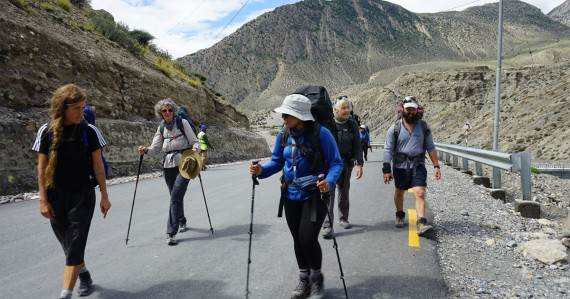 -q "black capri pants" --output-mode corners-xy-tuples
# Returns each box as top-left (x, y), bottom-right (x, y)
(48, 187), (96, 266)
(284, 195), (328, 270)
